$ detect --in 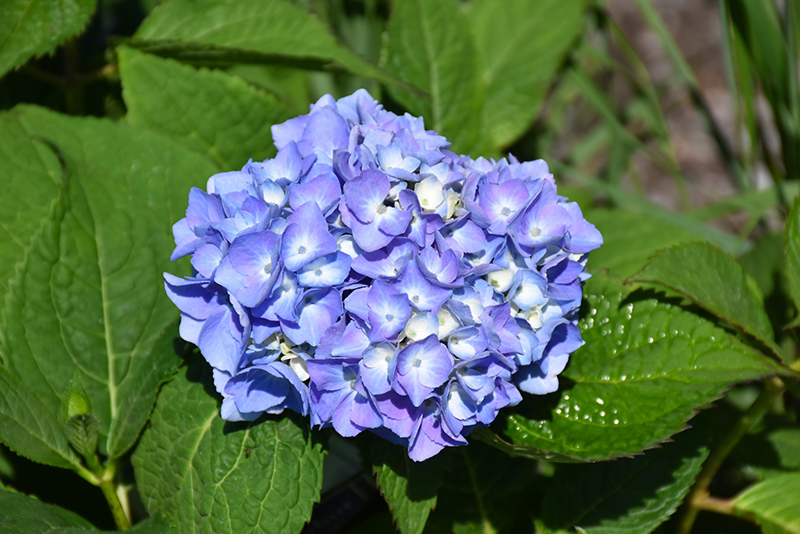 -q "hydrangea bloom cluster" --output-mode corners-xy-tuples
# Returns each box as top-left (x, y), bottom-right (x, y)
(164, 89), (602, 461)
